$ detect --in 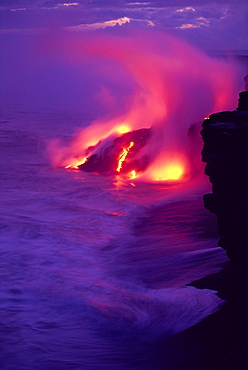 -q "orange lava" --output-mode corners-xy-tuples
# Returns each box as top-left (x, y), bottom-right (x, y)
(45, 29), (238, 182)
(116, 142), (134, 172)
